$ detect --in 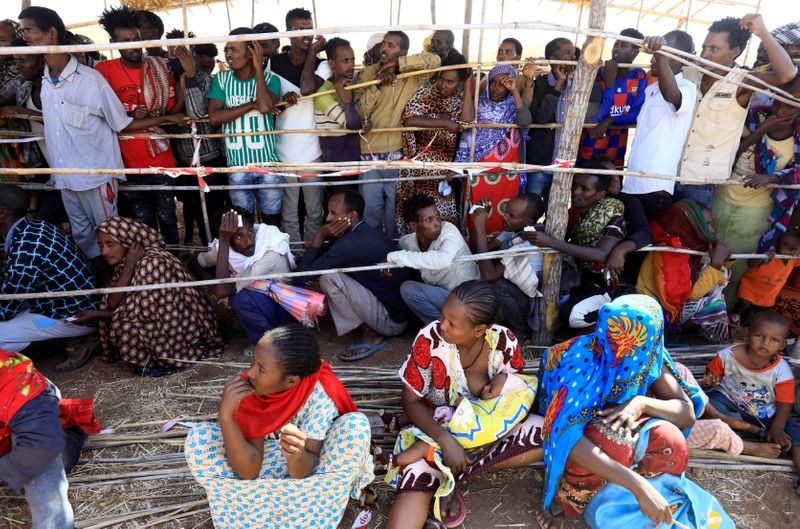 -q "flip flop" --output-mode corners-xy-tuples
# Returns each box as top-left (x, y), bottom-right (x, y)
(340, 340), (387, 362)
(441, 488), (466, 528)
(55, 333), (99, 373)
